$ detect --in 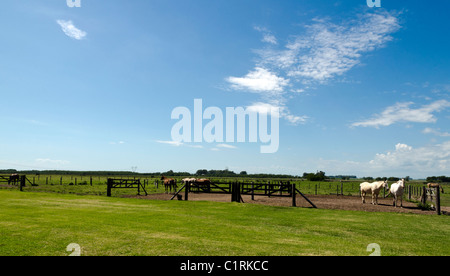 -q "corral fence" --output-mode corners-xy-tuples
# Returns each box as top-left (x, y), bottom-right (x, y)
(106, 178), (148, 197)
(0, 175), (33, 191)
(169, 180), (317, 208)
